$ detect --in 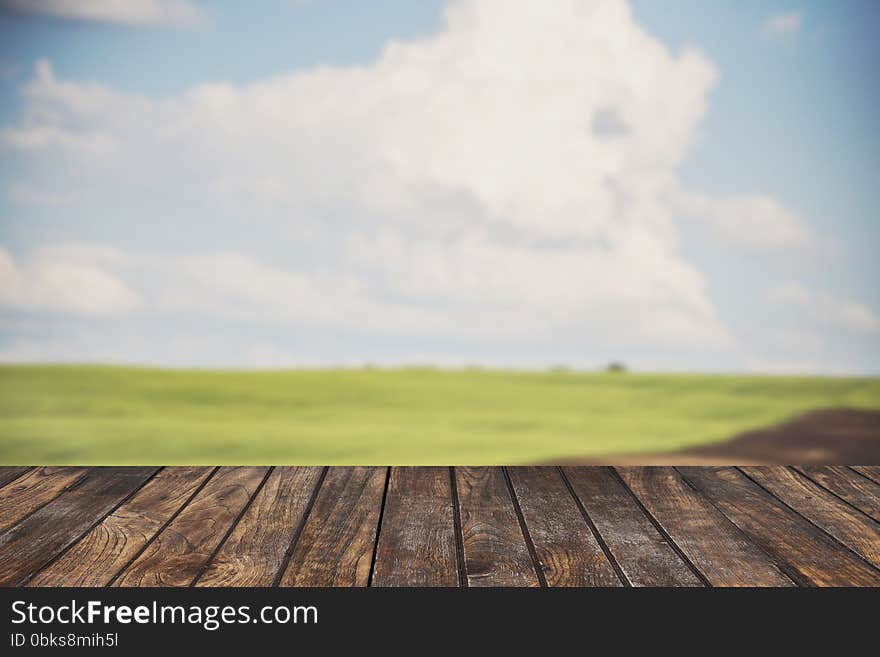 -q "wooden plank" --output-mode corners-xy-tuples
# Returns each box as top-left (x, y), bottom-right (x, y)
(372, 467), (459, 587)
(680, 467), (880, 586)
(796, 466), (880, 523)
(617, 467), (792, 587)
(279, 467), (386, 587)
(507, 467), (620, 587)
(563, 467), (703, 587)
(28, 467), (215, 587)
(0, 467), (33, 489)
(196, 467), (325, 587)
(852, 466), (880, 486)
(0, 467), (89, 533)
(741, 467), (880, 570)
(454, 467), (540, 587)
(114, 467), (269, 587)
(0, 467), (157, 586)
